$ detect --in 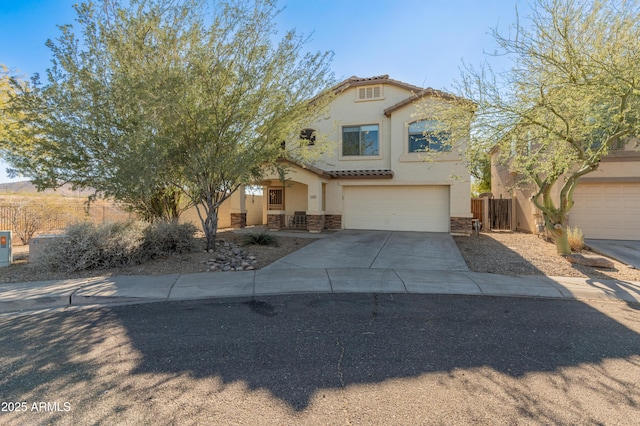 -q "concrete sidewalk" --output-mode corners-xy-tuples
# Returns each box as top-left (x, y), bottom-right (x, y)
(1, 268), (639, 314)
